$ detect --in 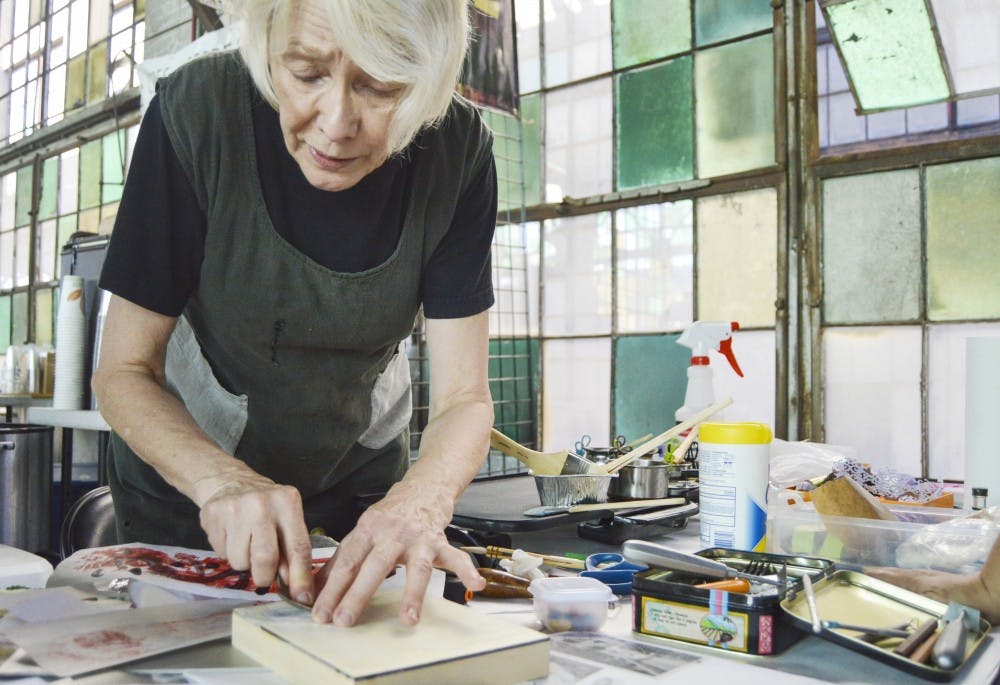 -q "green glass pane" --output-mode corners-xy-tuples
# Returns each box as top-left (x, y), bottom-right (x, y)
(612, 0), (690, 69)
(101, 129), (125, 204)
(487, 337), (538, 446)
(616, 57), (692, 190)
(695, 35), (774, 178)
(927, 157), (1000, 320)
(614, 334), (688, 440)
(520, 92), (541, 207)
(34, 287), (52, 345)
(822, 170), (921, 324)
(695, 0), (772, 46)
(79, 138), (102, 209)
(824, 0), (948, 111)
(11, 290), (27, 345)
(56, 214), (77, 266)
(482, 109), (523, 213)
(697, 187), (777, 327)
(38, 156), (58, 220)
(66, 53), (86, 111)
(0, 296), (10, 353)
(14, 165), (31, 227)
(86, 43), (108, 104)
